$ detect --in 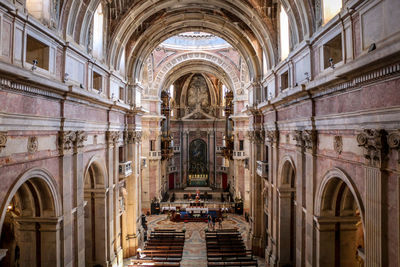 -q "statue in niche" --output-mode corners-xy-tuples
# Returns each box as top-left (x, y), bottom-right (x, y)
(187, 75), (210, 113)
